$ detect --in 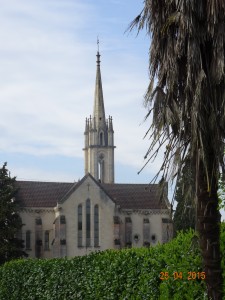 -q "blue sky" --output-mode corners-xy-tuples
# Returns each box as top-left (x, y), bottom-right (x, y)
(0, 0), (224, 219)
(0, 0), (154, 183)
